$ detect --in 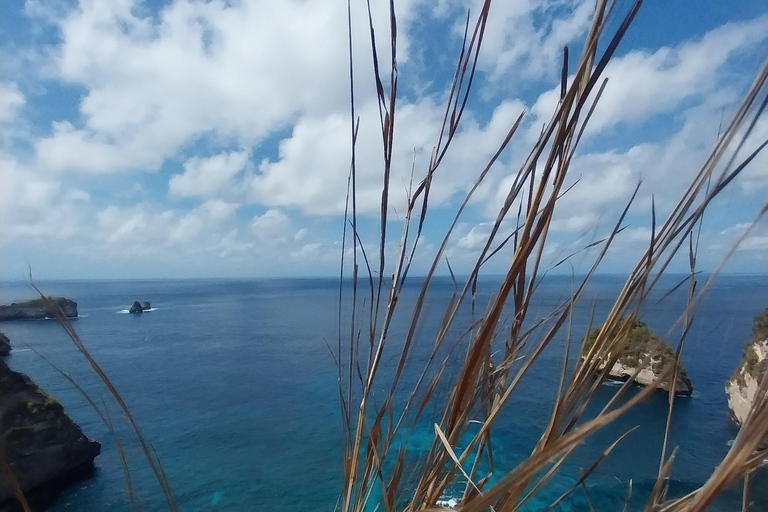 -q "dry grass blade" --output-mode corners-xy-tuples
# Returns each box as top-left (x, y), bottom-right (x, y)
(23, 343), (137, 512)
(0, 454), (32, 512)
(334, 1), (768, 511)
